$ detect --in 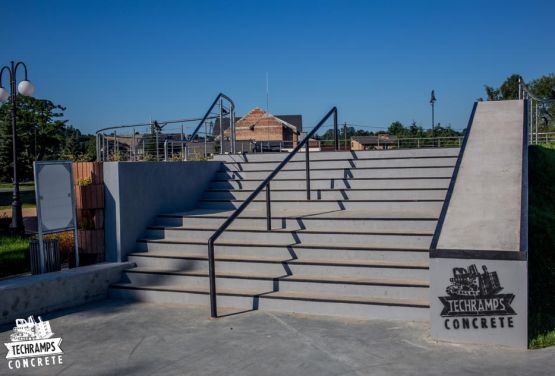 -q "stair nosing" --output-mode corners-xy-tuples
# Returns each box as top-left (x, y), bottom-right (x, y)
(137, 238), (431, 252)
(220, 165), (456, 173)
(126, 252), (430, 269)
(205, 187), (448, 192)
(220, 154), (459, 165)
(124, 268), (430, 287)
(110, 283), (430, 308)
(147, 226), (434, 237)
(199, 199), (444, 203)
(158, 213), (440, 221)
(212, 176), (452, 182)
